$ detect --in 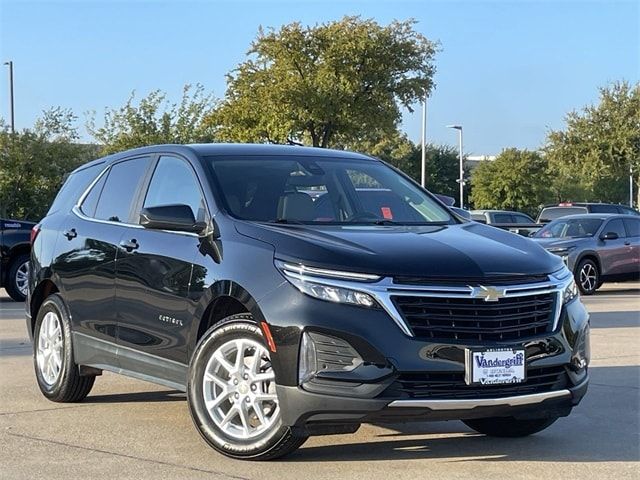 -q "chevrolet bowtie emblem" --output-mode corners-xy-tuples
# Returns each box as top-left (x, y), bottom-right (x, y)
(470, 285), (507, 302)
